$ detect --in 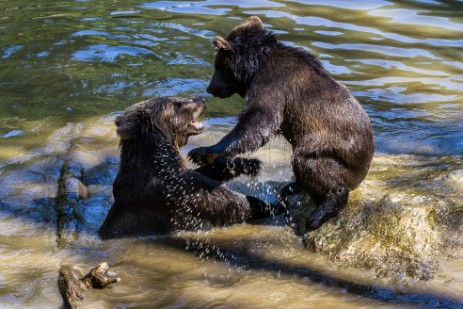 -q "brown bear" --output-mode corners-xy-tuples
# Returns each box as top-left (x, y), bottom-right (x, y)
(188, 16), (375, 231)
(99, 96), (274, 239)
